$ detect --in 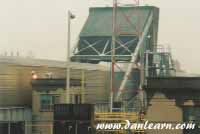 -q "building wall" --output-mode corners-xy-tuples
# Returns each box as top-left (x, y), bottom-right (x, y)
(32, 68), (109, 134)
(0, 64), (66, 106)
(0, 107), (32, 134)
(32, 88), (65, 134)
(0, 57), (108, 107)
(146, 92), (183, 134)
(72, 69), (109, 103)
